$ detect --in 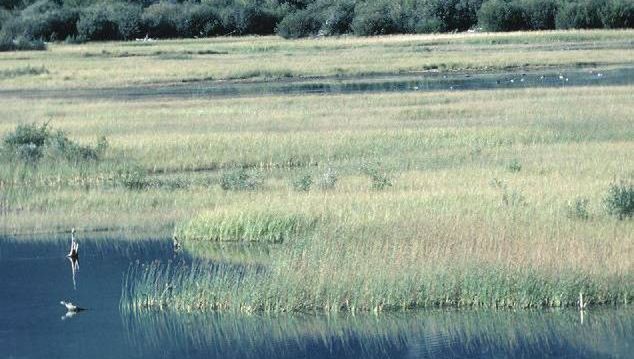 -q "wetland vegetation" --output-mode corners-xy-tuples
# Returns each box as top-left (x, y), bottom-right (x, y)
(0, 30), (632, 314)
